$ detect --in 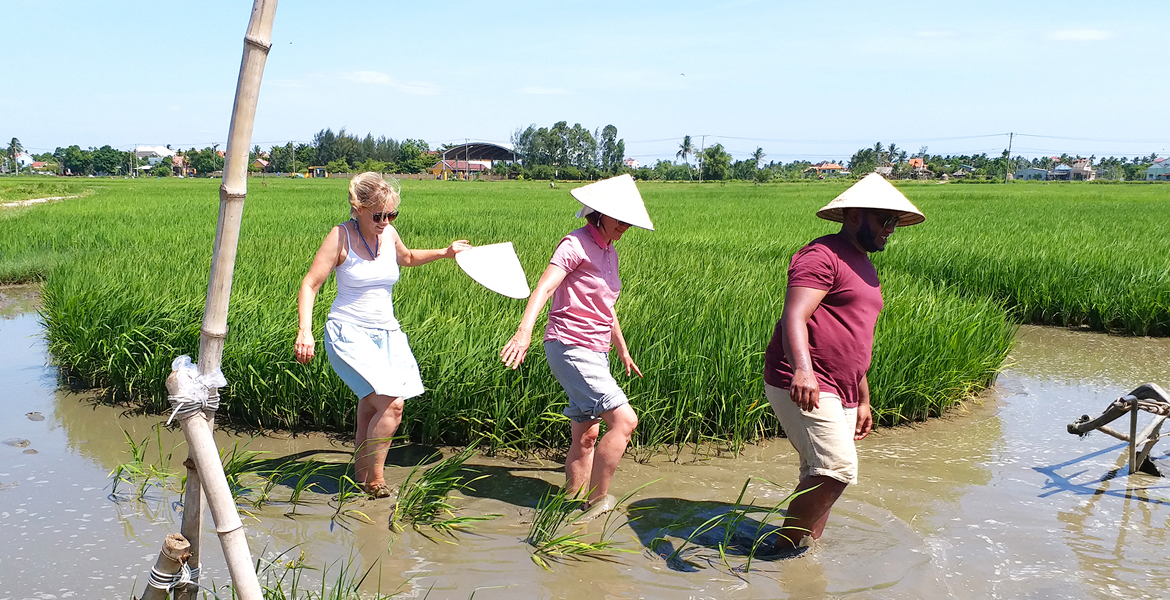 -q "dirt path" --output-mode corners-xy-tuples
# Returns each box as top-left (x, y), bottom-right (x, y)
(0, 195), (80, 208)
